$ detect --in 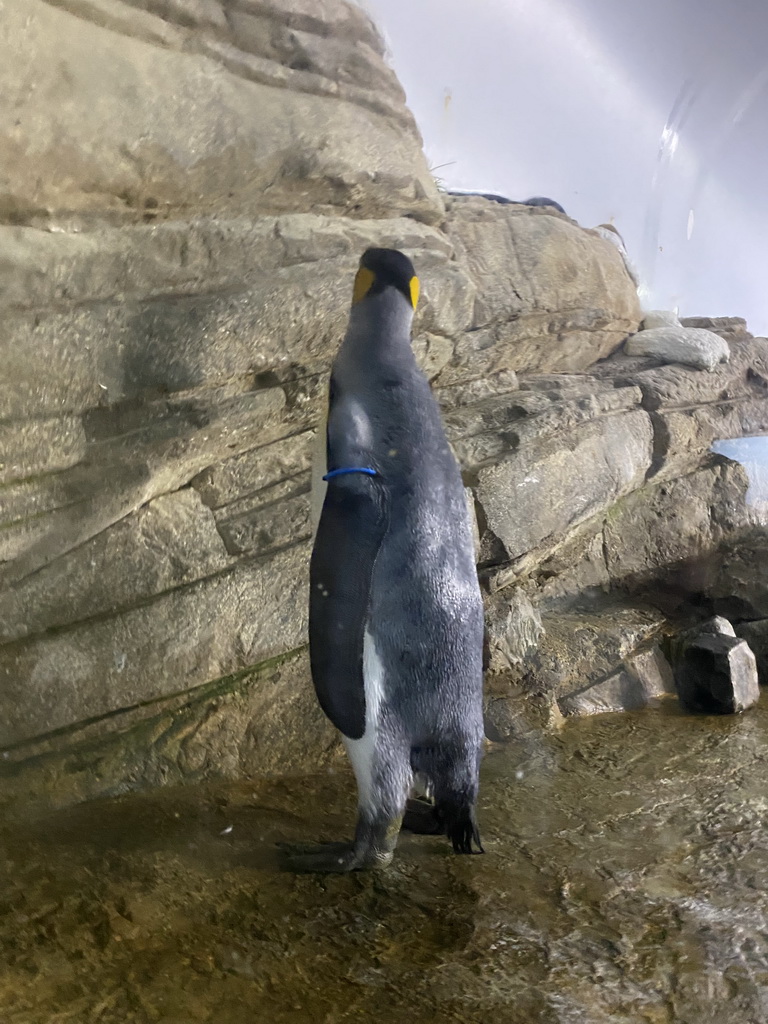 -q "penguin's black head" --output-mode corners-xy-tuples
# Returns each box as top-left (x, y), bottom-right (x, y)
(352, 247), (419, 309)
